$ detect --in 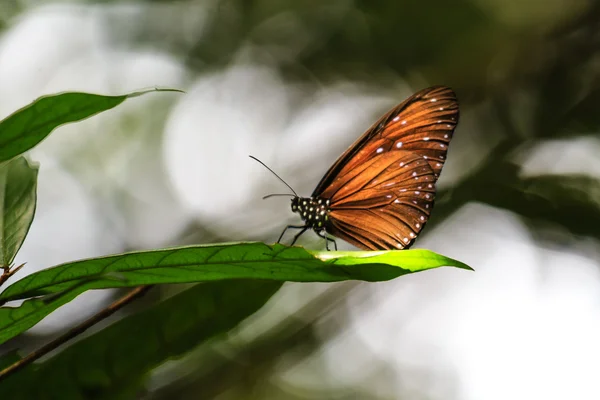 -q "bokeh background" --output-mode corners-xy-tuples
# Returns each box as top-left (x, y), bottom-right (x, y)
(2, 0), (600, 399)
